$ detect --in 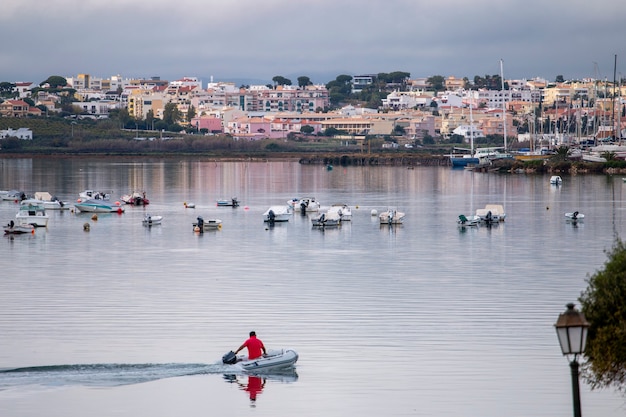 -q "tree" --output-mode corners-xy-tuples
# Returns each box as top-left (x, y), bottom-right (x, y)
(272, 76), (292, 87)
(300, 125), (314, 135)
(426, 75), (445, 92)
(297, 76), (312, 88)
(579, 238), (626, 391)
(555, 75), (565, 83)
(186, 105), (196, 123)
(163, 102), (181, 125)
(41, 75), (67, 88)
(0, 82), (16, 98)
